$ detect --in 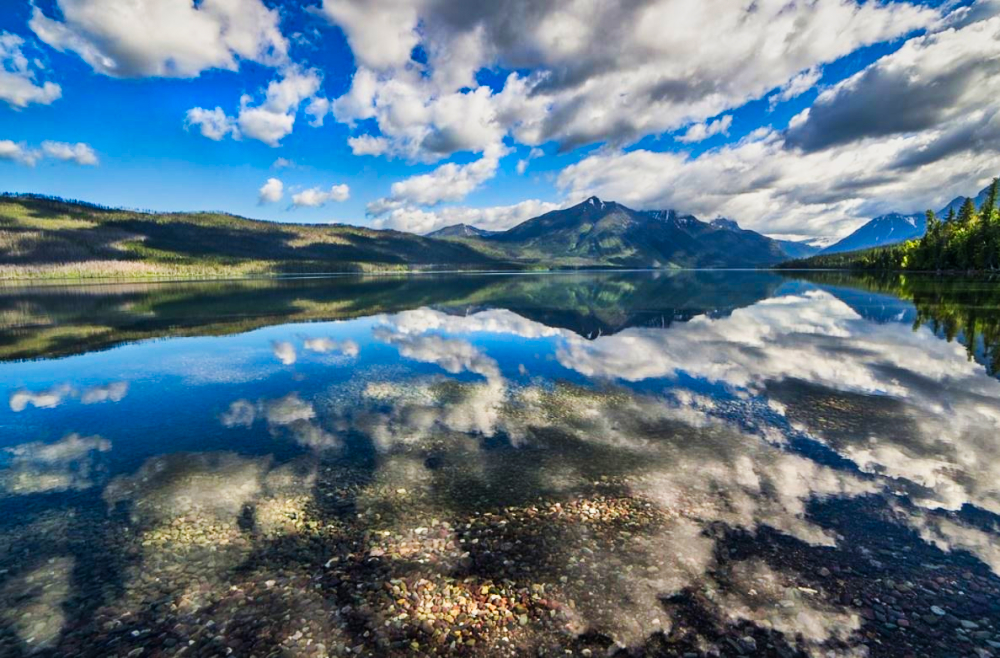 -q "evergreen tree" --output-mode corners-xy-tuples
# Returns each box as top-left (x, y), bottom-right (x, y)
(983, 178), (1000, 270)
